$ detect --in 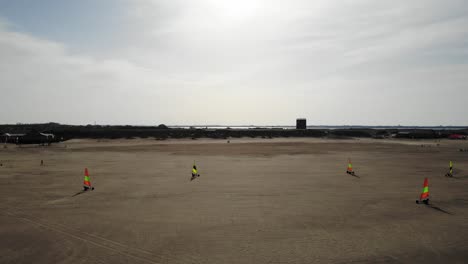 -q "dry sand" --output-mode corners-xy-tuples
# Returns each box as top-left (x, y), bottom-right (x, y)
(1, 138), (468, 263)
